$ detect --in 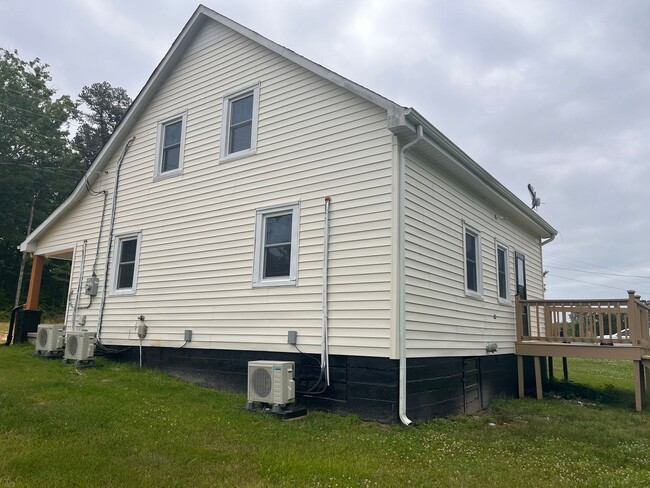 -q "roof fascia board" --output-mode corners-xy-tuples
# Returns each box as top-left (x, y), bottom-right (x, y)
(400, 109), (557, 238)
(20, 9), (207, 252)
